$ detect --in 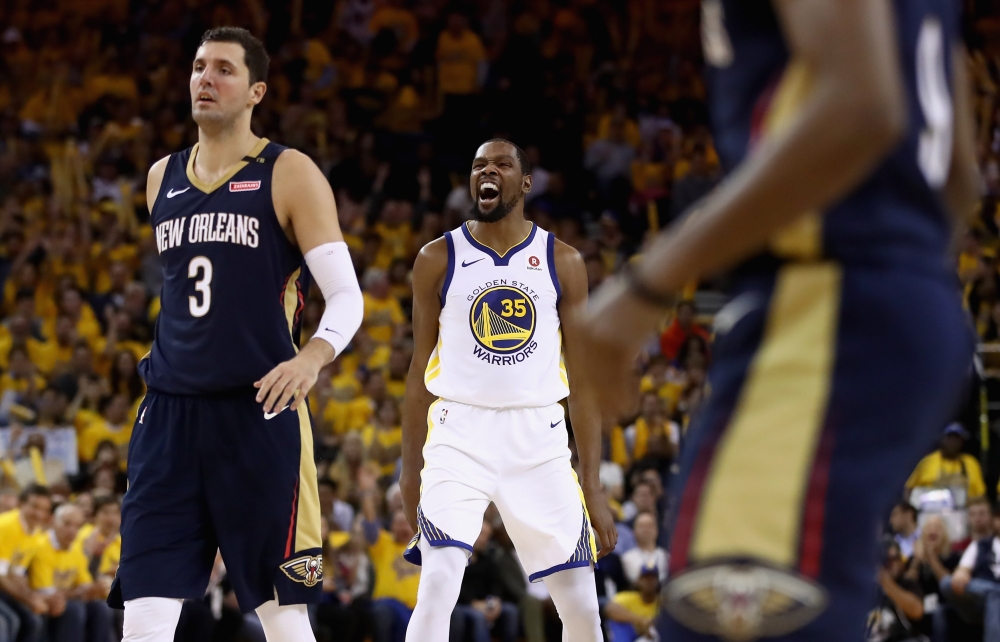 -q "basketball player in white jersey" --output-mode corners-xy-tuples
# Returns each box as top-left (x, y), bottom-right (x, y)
(400, 139), (617, 641)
